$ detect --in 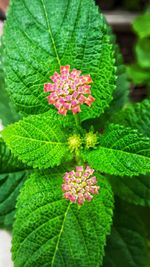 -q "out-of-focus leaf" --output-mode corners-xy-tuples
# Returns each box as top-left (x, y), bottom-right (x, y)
(133, 12), (150, 38)
(136, 38), (150, 69)
(127, 64), (150, 85)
